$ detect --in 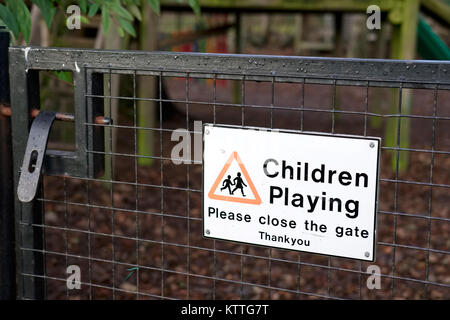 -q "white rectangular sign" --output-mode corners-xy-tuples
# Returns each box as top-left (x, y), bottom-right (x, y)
(203, 124), (381, 261)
